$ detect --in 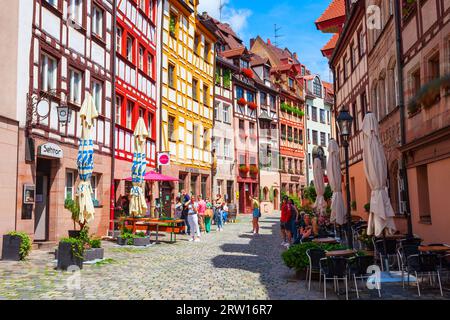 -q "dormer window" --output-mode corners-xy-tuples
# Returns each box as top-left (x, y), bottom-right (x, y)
(301, 66), (305, 76)
(264, 66), (270, 79)
(288, 78), (294, 88)
(313, 77), (322, 97)
(240, 59), (249, 69)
